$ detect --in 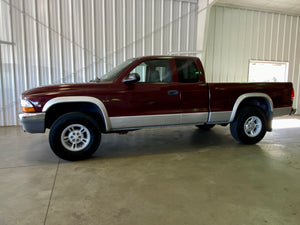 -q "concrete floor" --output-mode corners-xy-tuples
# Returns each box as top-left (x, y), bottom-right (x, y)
(0, 116), (300, 225)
